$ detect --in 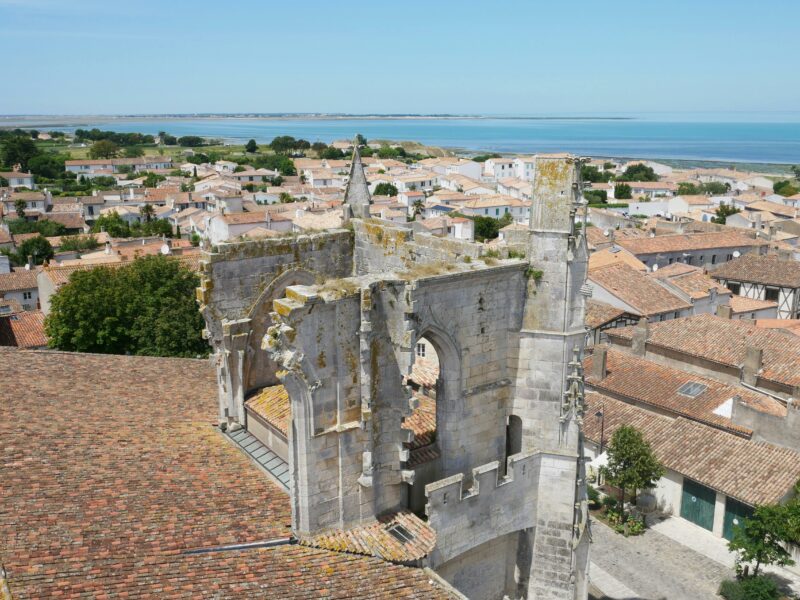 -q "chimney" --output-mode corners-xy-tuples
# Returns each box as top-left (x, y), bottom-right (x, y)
(631, 317), (649, 356)
(104, 241), (111, 255)
(26, 255), (33, 270)
(591, 345), (608, 381)
(742, 345), (763, 386)
(716, 303), (733, 319)
(754, 212), (762, 231)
